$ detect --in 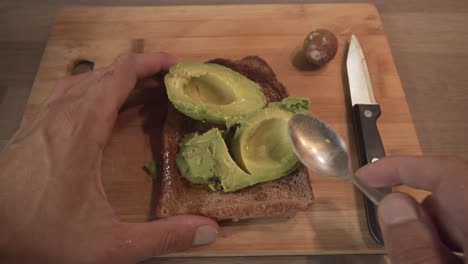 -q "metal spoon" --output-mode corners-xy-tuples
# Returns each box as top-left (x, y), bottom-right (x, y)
(288, 113), (385, 205)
